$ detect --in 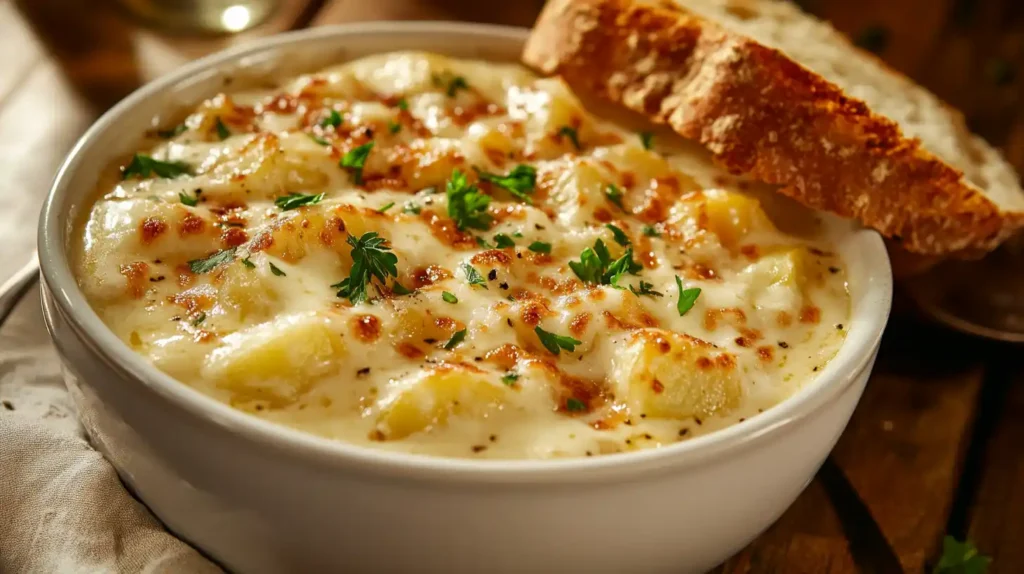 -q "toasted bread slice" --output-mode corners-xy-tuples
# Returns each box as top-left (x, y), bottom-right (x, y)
(522, 0), (1024, 256)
